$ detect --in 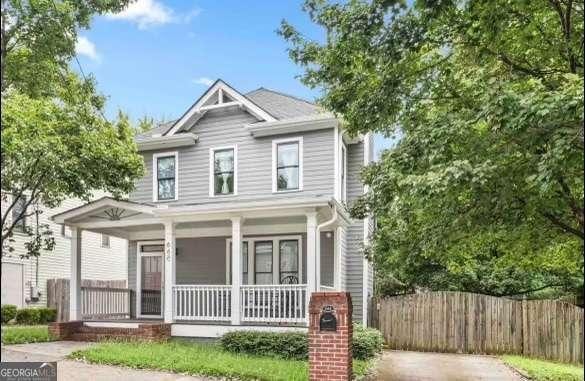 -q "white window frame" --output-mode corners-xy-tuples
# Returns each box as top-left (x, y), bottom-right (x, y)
(152, 151), (179, 202)
(272, 137), (303, 193)
(136, 241), (164, 318)
(209, 145), (238, 197)
(225, 235), (304, 285)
